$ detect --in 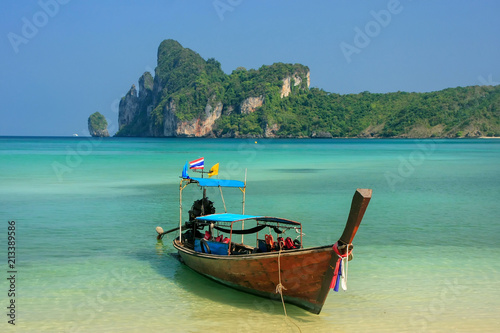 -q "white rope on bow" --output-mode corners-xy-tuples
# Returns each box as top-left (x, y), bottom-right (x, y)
(336, 243), (352, 291)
